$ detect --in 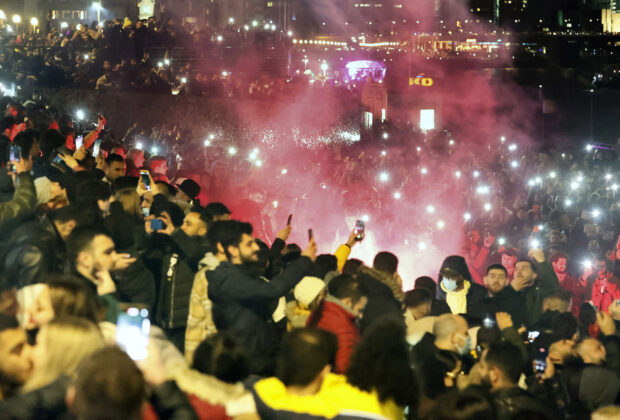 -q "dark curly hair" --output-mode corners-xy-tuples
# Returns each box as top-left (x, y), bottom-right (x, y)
(346, 318), (418, 408)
